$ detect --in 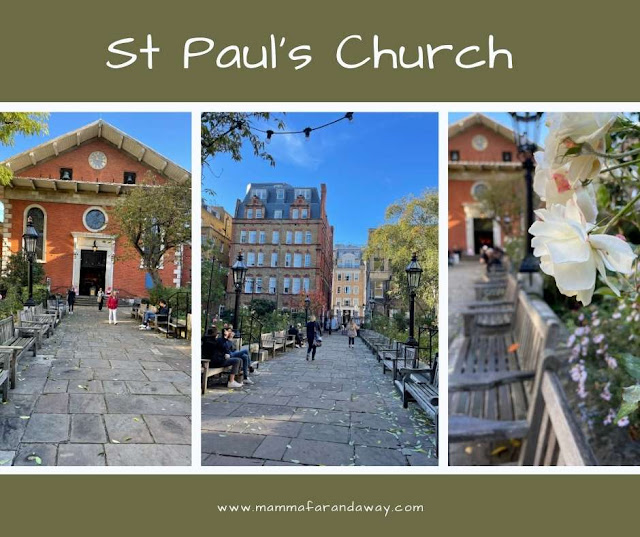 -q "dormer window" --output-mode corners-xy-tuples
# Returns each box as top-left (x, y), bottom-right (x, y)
(60, 167), (73, 180)
(276, 189), (285, 200)
(246, 208), (253, 219)
(253, 189), (267, 200)
(294, 188), (311, 200)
